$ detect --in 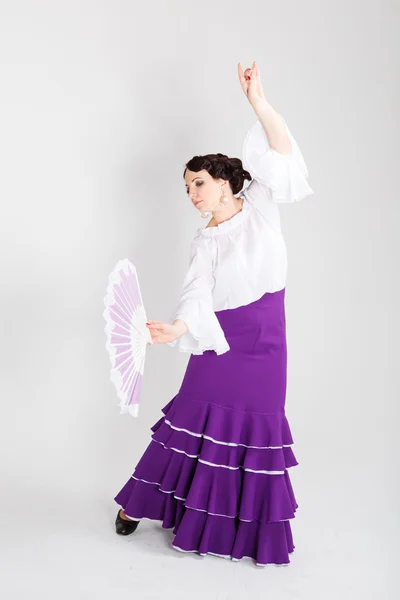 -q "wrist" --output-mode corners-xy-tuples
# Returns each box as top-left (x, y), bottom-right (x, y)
(172, 318), (189, 340)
